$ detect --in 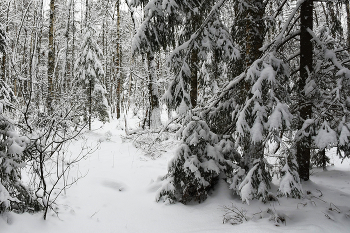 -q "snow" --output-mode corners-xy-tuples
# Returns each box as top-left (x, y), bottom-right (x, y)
(314, 121), (337, 150)
(1, 117), (350, 233)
